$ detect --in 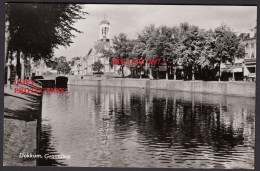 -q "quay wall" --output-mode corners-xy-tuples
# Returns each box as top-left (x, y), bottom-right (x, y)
(68, 78), (256, 97)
